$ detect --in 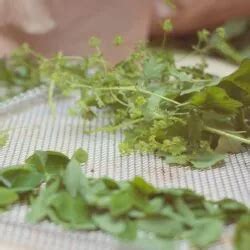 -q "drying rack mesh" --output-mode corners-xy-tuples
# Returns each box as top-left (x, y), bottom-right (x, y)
(0, 87), (249, 250)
